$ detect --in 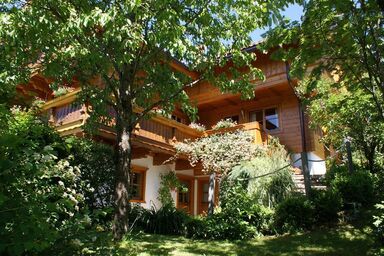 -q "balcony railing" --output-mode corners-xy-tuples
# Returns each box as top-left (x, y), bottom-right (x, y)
(42, 90), (265, 151)
(204, 121), (265, 145)
(42, 91), (202, 150)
